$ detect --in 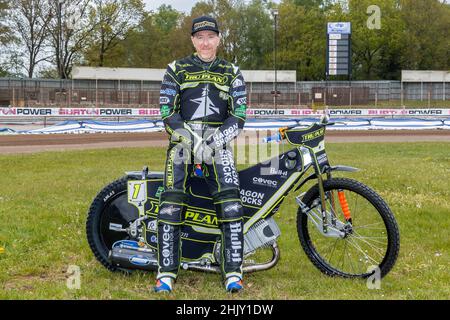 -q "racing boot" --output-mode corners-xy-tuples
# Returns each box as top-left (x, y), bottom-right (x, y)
(154, 277), (173, 293)
(225, 275), (243, 293)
